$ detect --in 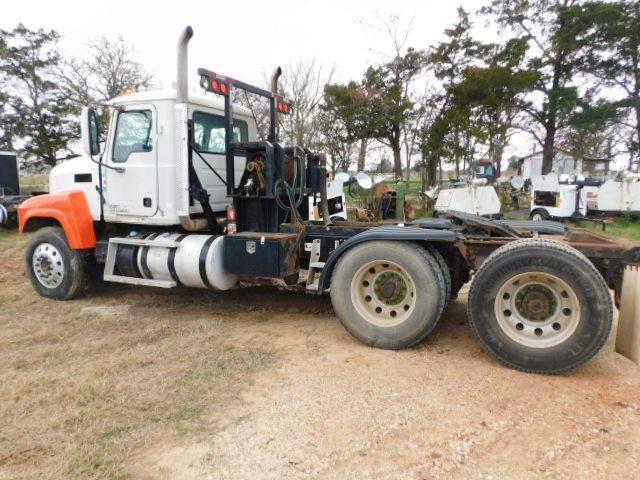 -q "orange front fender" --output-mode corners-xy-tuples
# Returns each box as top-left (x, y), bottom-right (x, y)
(18, 190), (97, 249)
